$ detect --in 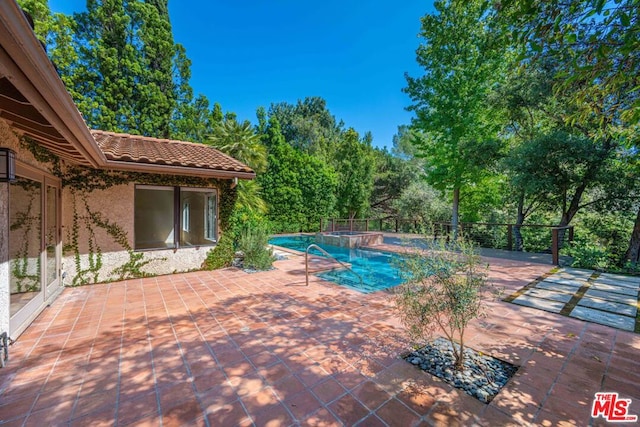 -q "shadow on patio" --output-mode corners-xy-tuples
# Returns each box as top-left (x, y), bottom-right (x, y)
(0, 257), (638, 426)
